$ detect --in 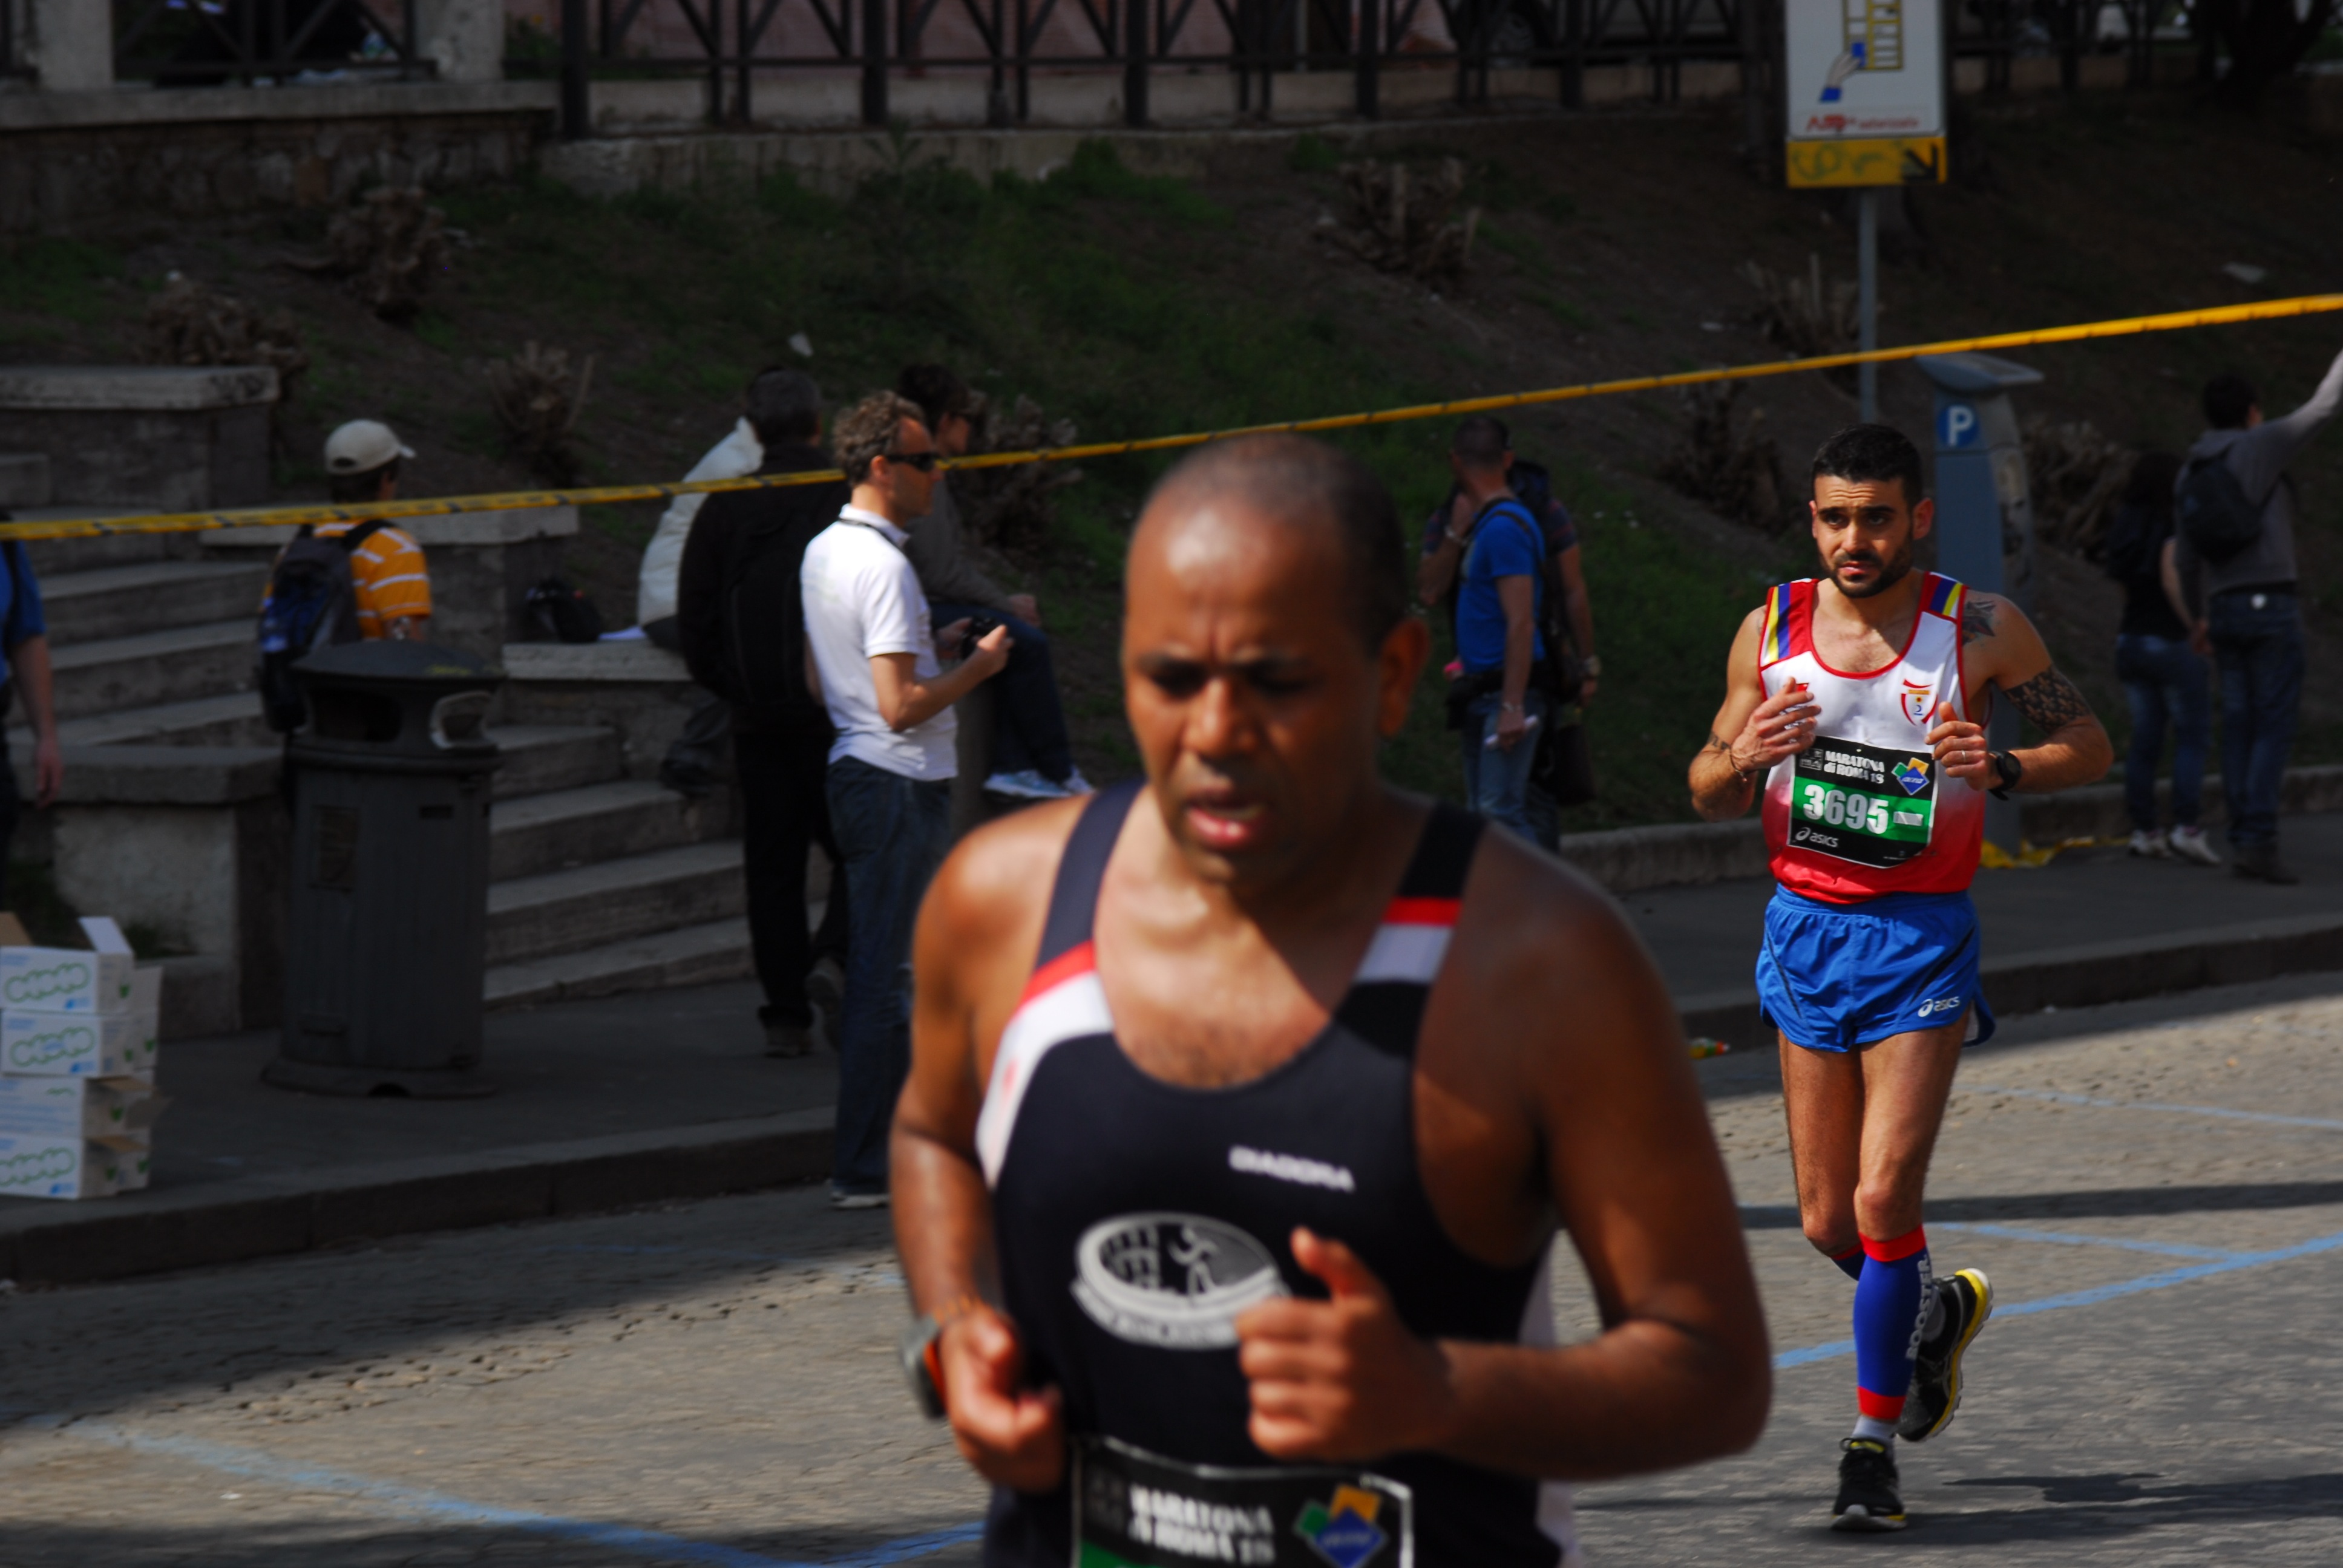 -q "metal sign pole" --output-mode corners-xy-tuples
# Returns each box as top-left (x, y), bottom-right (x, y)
(1858, 188), (1879, 422)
